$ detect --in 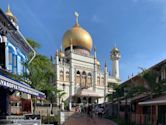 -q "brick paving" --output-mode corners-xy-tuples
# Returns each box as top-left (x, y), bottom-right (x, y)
(63, 113), (117, 125)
